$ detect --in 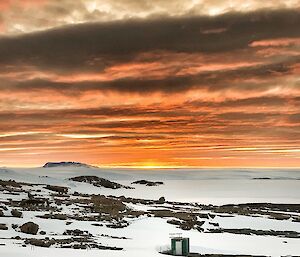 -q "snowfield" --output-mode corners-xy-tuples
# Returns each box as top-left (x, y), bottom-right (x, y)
(0, 166), (300, 257)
